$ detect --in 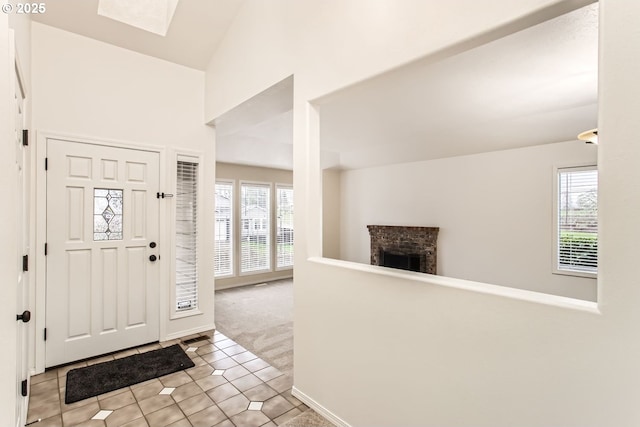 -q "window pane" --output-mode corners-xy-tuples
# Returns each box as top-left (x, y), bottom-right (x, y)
(94, 188), (123, 241)
(215, 182), (233, 277)
(176, 161), (198, 311)
(241, 184), (270, 273)
(277, 186), (294, 268)
(558, 168), (598, 273)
